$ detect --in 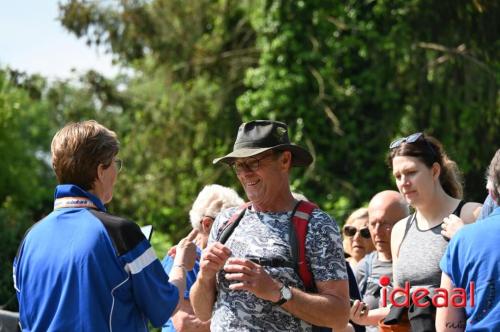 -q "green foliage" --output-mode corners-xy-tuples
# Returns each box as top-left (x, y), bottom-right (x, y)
(0, 199), (31, 311)
(237, 0), (499, 221)
(58, 0), (259, 242)
(1, 0), (499, 313)
(0, 70), (56, 310)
